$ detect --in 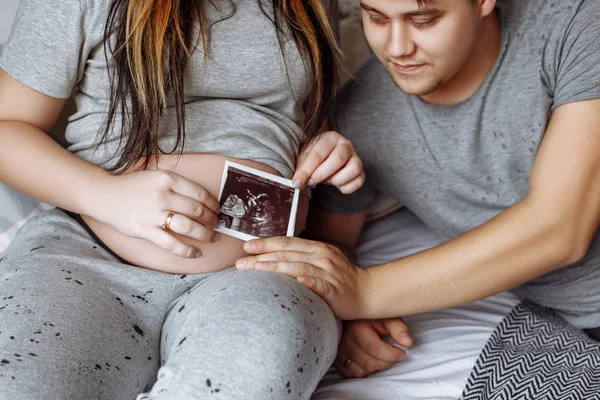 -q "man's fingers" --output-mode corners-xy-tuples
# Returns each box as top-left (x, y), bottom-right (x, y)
(350, 323), (406, 364)
(297, 276), (336, 299)
(243, 236), (322, 255)
(250, 261), (328, 280)
(372, 318), (413, 348)
(335, 336), (371, 378)
(235, 251), (312, 268)
(383, 318), (414, 347)
(336, 354), (371, 379)
(336, 336), (393, 378)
